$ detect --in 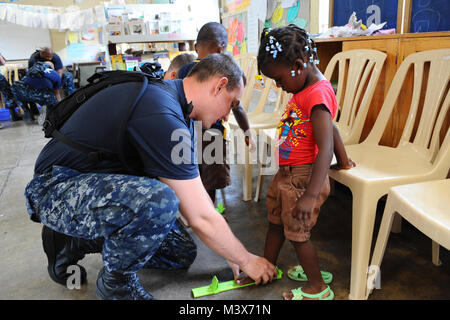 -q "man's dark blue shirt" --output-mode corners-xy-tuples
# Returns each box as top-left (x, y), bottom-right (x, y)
(35, 79), (199, 180)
